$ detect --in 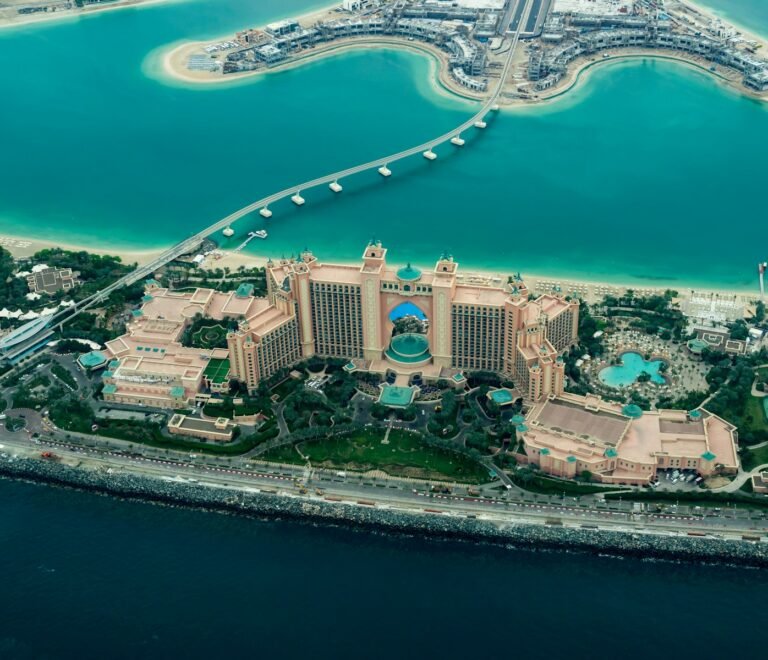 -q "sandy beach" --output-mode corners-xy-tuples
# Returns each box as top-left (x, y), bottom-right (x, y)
(154, 0), (768, 108)
(0, 233), (161, 266)
(157, 26), (483, 102)
(0, 231), (757, 308)
(0, 0), (172, 31)
(677, 0), (768, 45)
(521, 49), (768, 112)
